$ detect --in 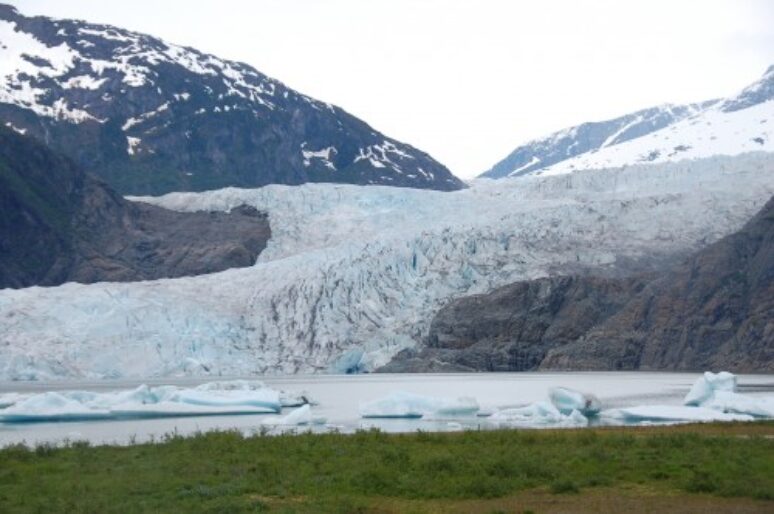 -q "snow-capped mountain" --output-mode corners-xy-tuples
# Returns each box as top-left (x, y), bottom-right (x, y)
(0, 4), (463, 194)
(481, 66), (774, 179)
(1, 152), (772, 380)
